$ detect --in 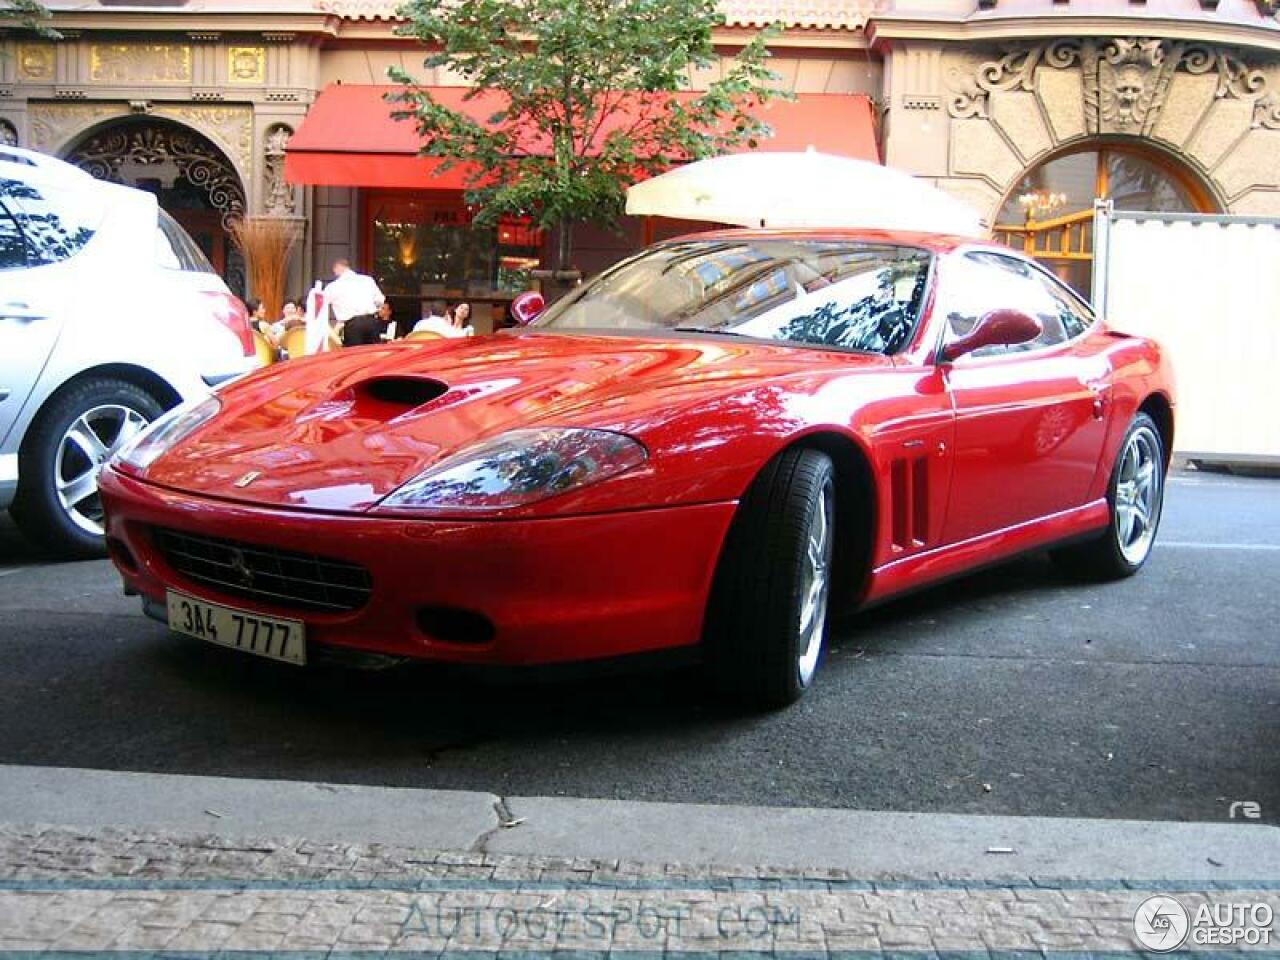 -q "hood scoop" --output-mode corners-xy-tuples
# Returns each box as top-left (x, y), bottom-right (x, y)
(351, 376), (449, 415)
